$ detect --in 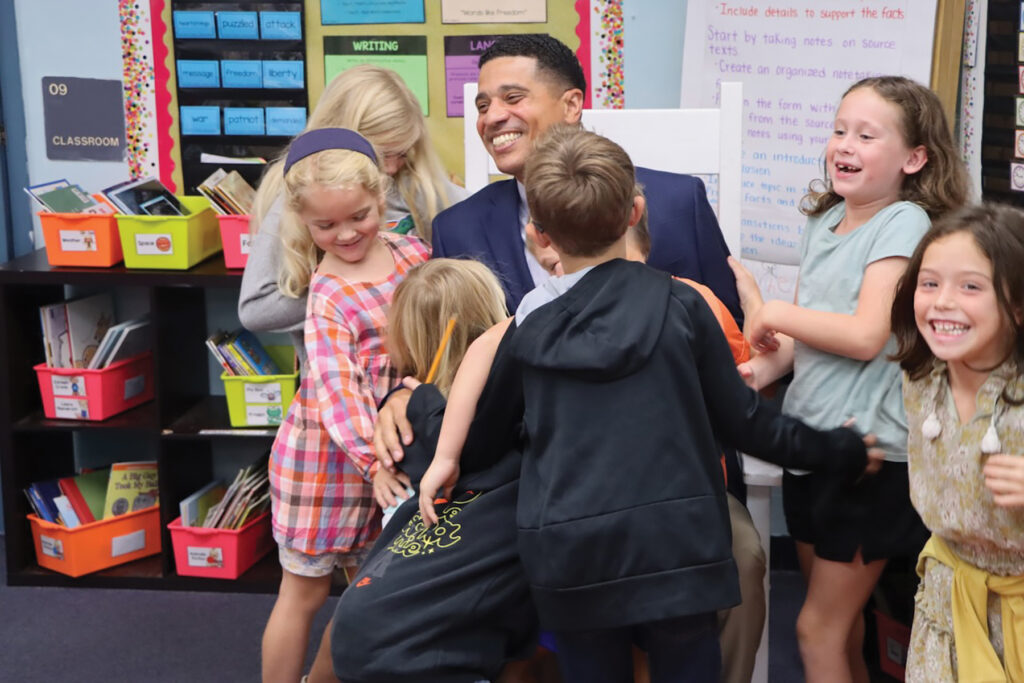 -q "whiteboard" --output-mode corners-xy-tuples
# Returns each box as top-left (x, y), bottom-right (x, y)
(680, 0), (939, 265)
